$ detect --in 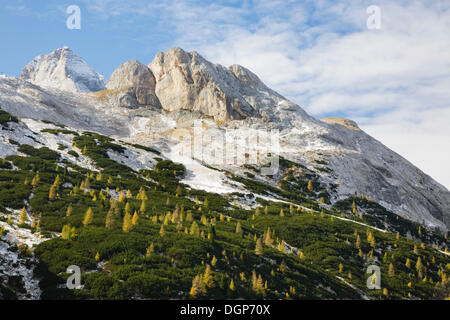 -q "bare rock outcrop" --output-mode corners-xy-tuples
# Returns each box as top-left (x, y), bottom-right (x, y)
(148, 48), (258, 122)
(104, 60), (161, 109)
